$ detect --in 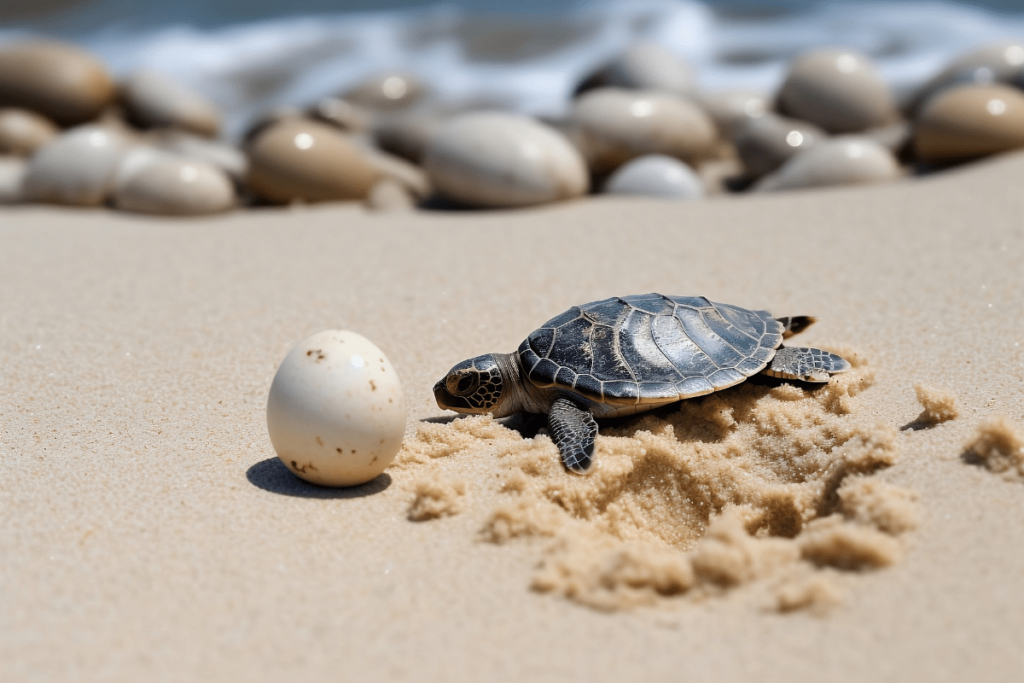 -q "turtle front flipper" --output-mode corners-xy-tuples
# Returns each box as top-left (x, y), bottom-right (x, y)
(762, 346), (850, 382)
(548, 398), (598, 474)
